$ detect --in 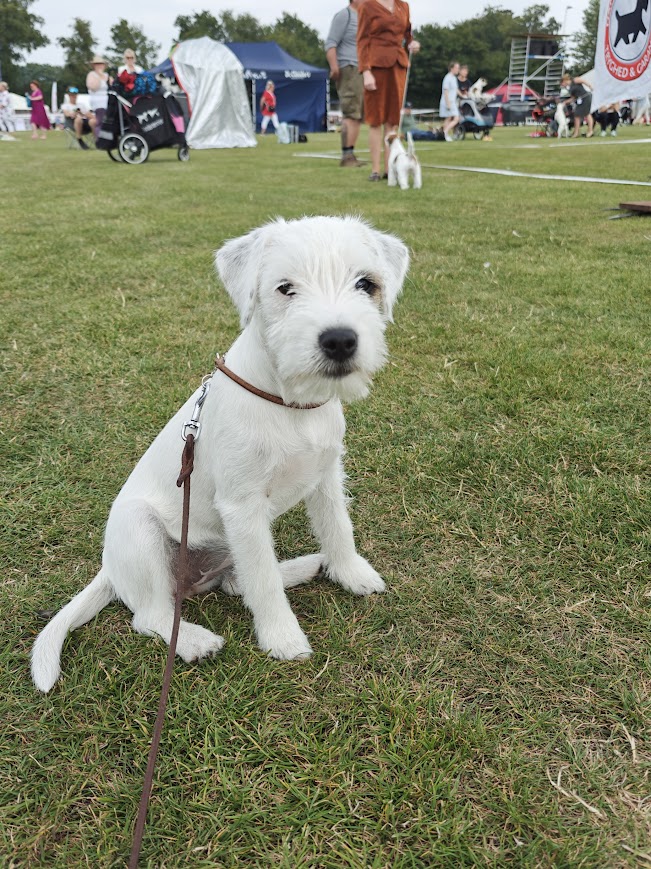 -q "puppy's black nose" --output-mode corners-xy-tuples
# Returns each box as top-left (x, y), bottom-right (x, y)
(319, 328), (358, 362)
